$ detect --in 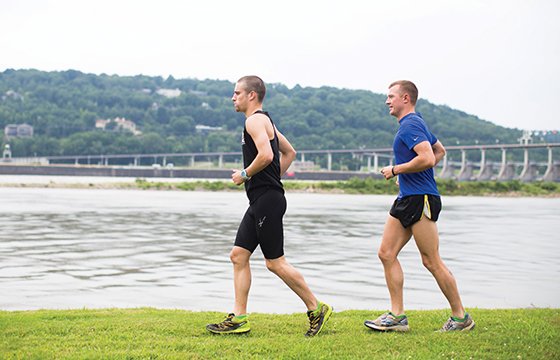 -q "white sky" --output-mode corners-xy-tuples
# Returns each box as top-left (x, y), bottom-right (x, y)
(1, 0), (559, 130)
